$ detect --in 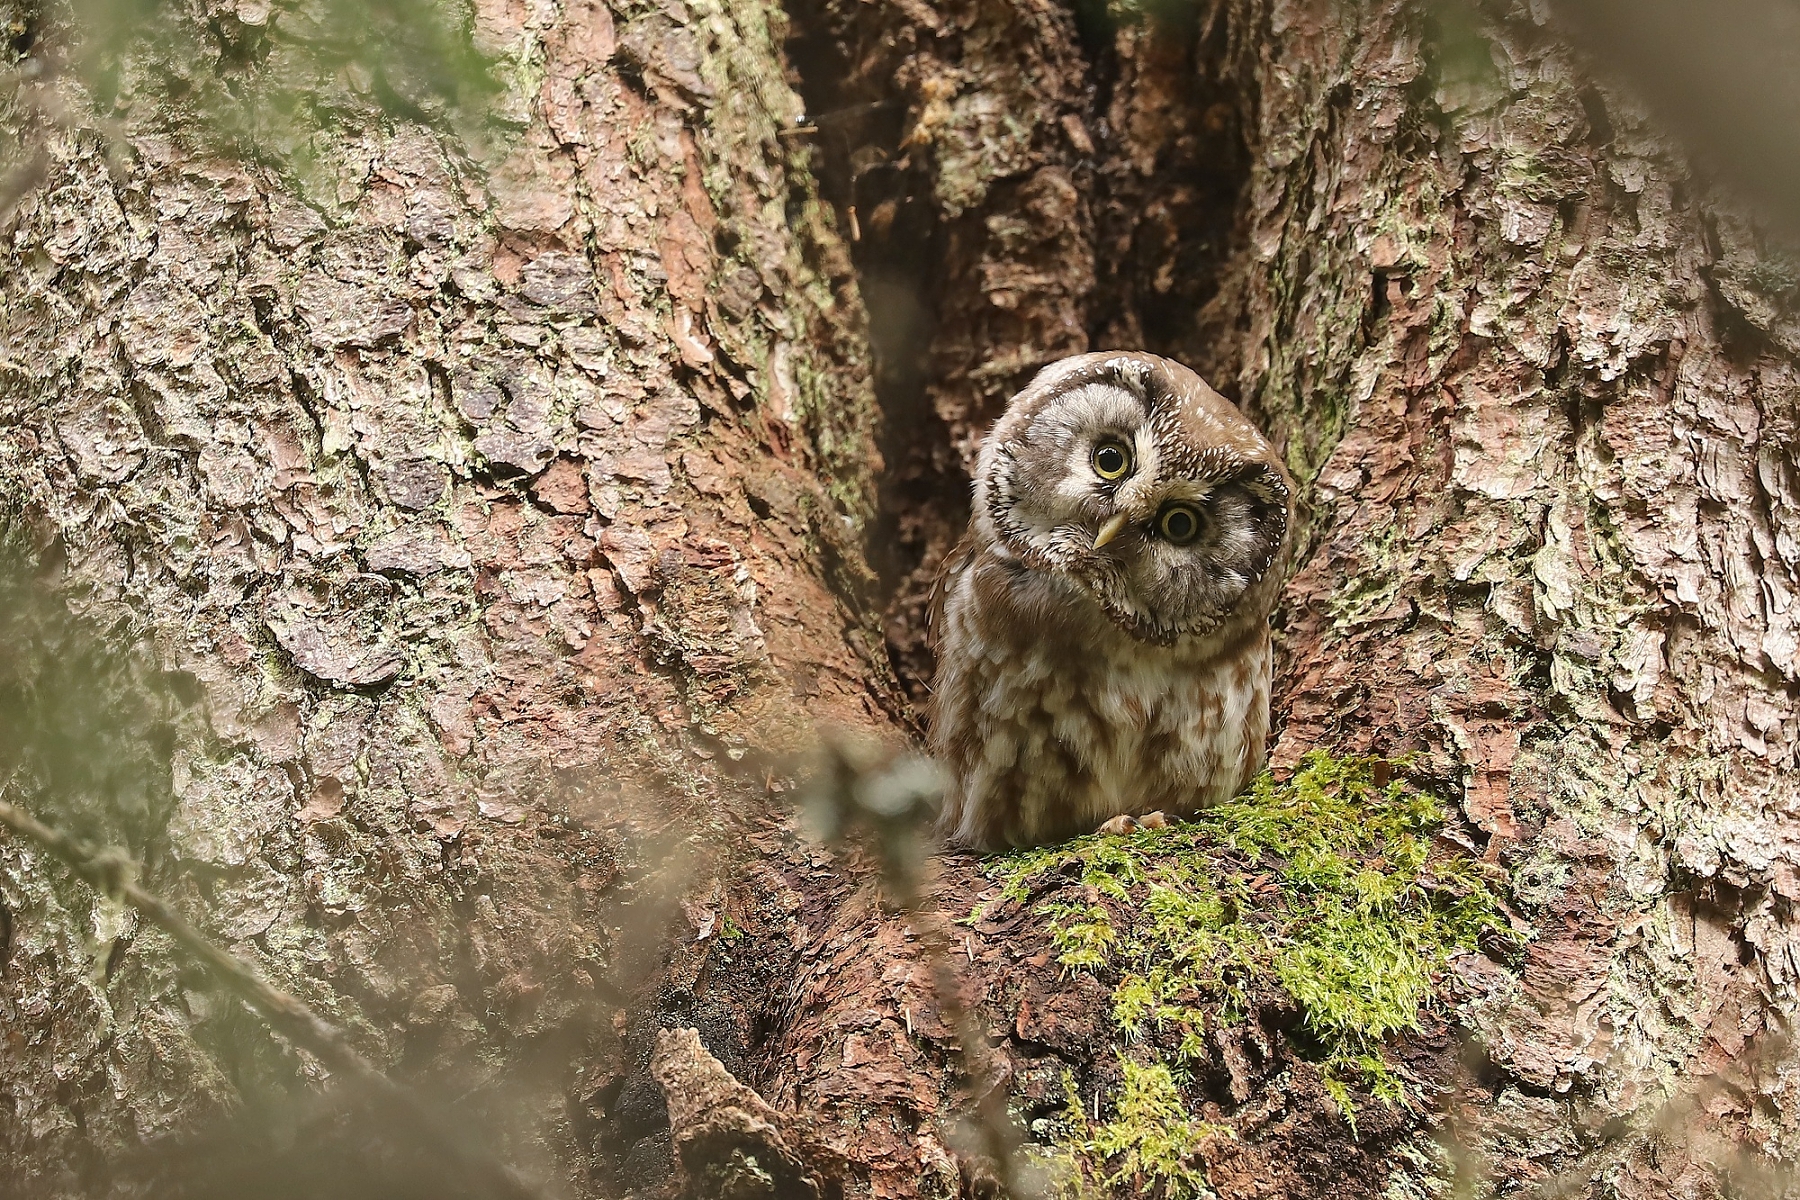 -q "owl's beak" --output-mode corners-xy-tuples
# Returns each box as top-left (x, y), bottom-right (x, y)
(1092, 513), (1129, 550)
